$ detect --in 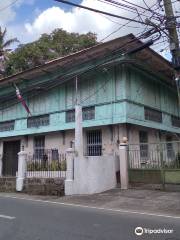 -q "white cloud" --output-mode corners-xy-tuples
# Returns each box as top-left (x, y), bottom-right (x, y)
(0, 0), (35, 27)
(24, 0), (146, 42)
(0, 0), (18, 26)
(2, 0), (175, 59)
